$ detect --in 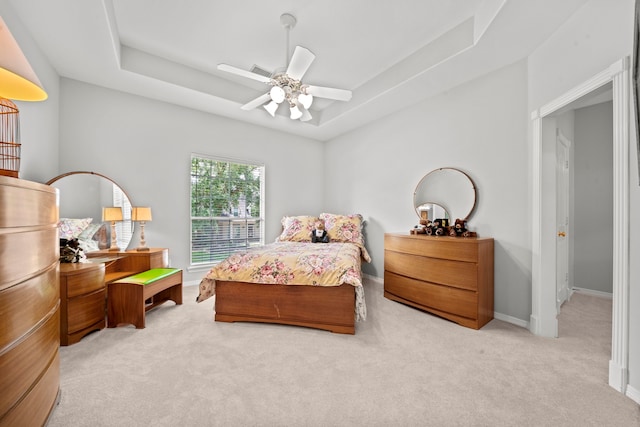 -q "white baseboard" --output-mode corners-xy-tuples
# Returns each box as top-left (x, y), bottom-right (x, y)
(494, 312), (529, 329)
(571, 287), (613, 299)
(626, 383), (640, 404)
